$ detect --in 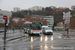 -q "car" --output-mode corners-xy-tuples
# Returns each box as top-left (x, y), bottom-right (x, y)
(42, 26), (53, 35)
